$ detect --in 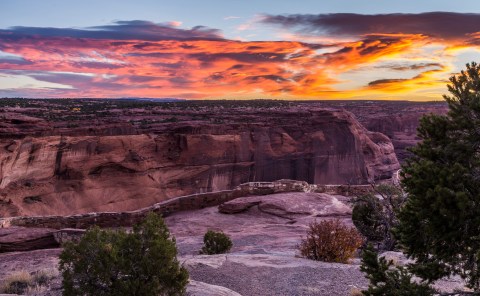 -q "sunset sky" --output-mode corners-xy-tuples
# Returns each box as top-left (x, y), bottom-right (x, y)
(1, 0), (480, 100)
